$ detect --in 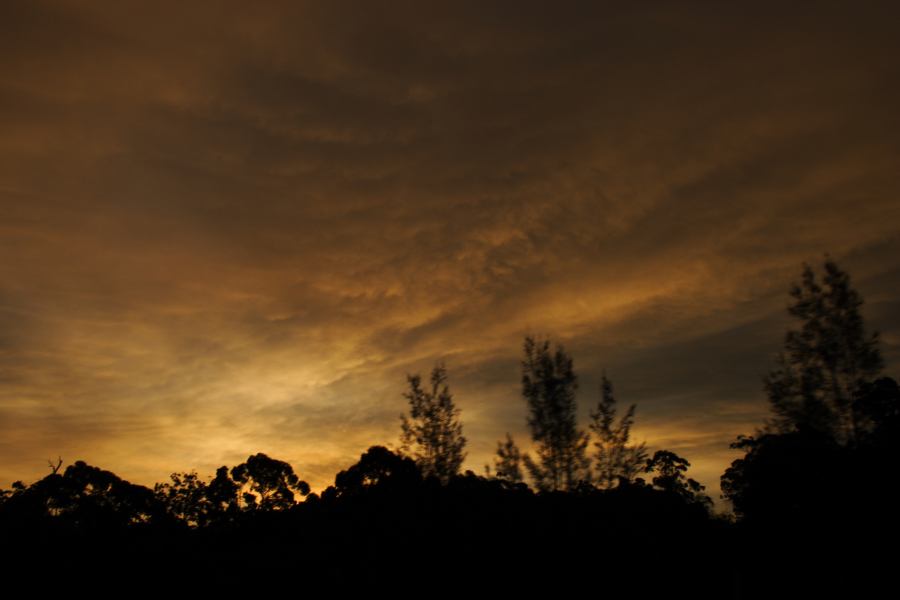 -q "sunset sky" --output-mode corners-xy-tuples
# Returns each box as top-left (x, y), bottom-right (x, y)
(2, 1), (899, 504)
